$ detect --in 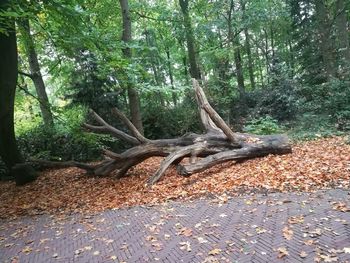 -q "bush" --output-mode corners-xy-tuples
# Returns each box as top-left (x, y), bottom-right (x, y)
(17, 126), (106, 161)
(16, 106), (119, 162)
(298, 77), (350, 131)
(142, 99), (202, 139)
(288, 113), (344, 141)
(243, 116), (283, 135)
